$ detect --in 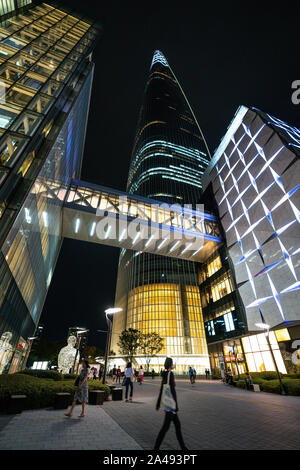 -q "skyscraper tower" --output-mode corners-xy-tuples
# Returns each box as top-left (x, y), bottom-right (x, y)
(111, 51), (211, 373)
